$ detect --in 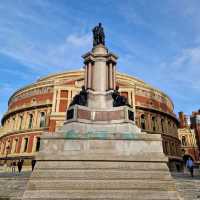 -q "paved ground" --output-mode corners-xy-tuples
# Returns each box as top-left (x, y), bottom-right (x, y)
(0, 171), (31, 200)
(172, 172), (200, 200)
(0, 170), (200, 200)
